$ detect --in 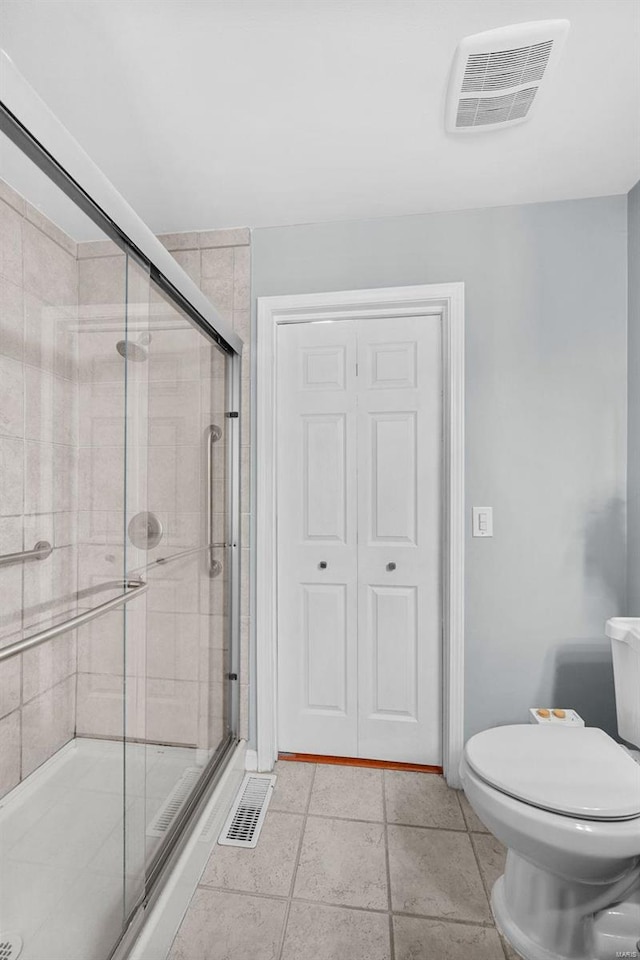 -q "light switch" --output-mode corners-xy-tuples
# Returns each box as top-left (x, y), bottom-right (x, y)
(472, 506), (493, 538)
